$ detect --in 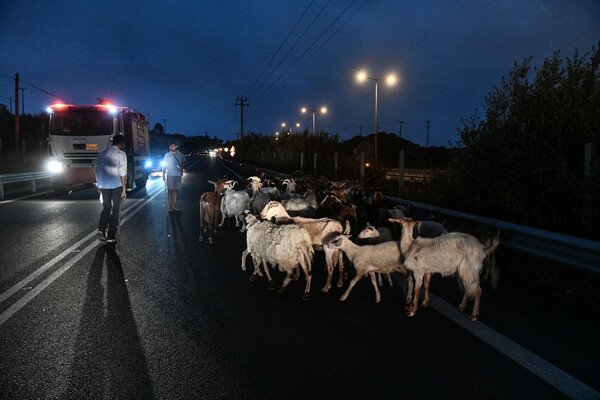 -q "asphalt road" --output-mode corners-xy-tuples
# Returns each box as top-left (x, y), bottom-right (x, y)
(0, 156), (598, 399)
